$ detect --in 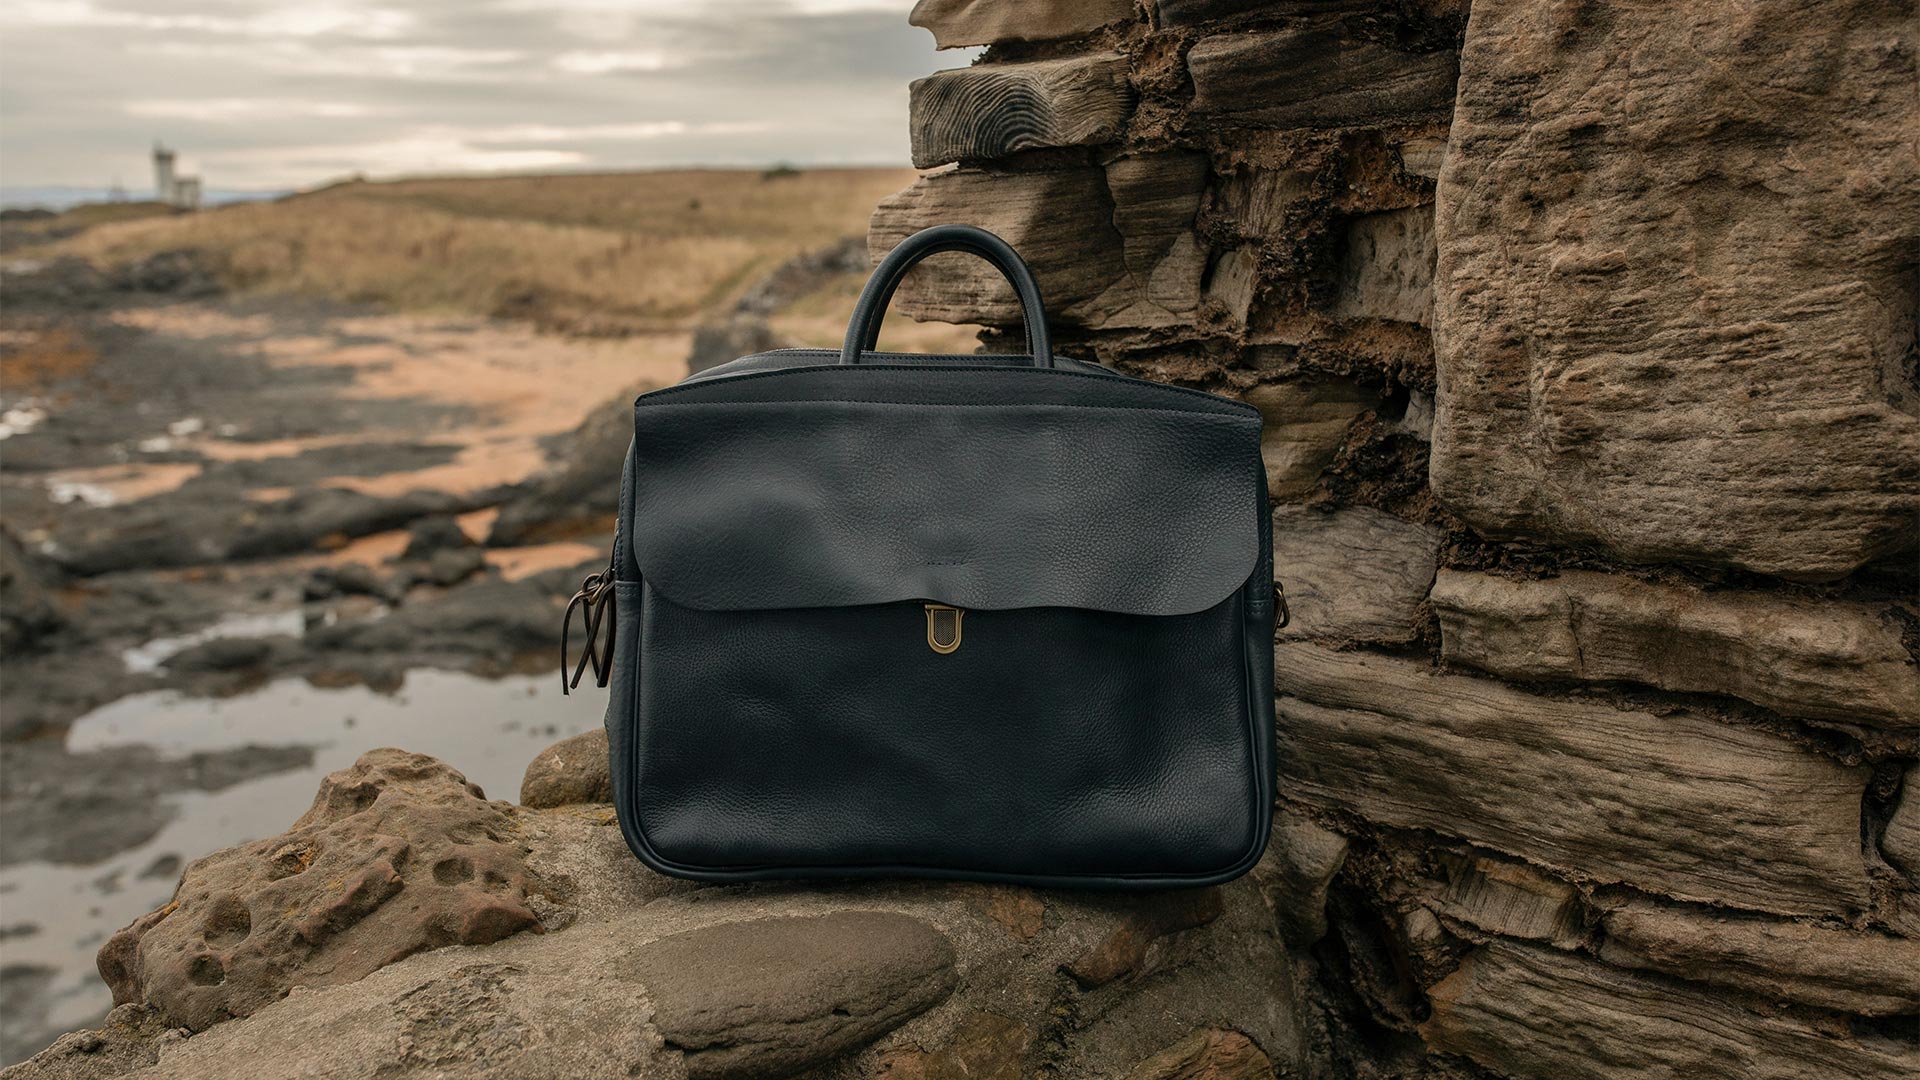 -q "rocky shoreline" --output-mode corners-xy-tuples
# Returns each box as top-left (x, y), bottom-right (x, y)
(0, 235), (901, 1064)
(7, 744), (1329, 1080)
